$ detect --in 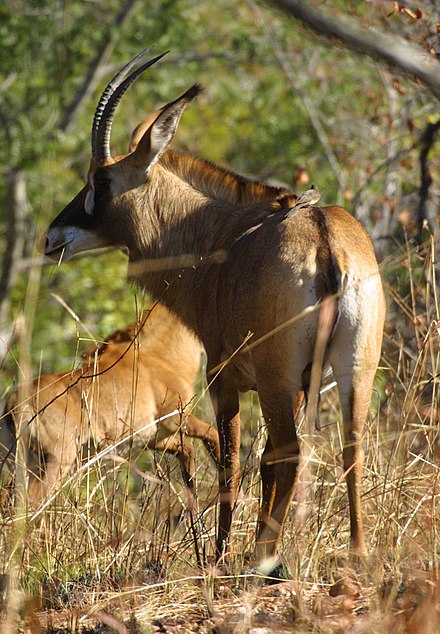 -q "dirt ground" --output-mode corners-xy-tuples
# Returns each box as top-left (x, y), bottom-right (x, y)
(13, 567), (440, 634)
